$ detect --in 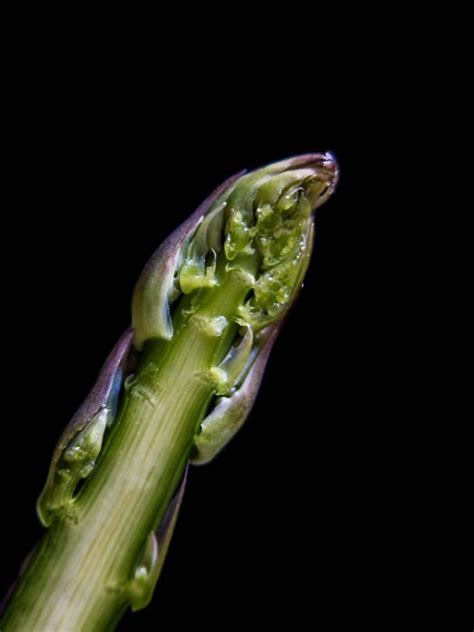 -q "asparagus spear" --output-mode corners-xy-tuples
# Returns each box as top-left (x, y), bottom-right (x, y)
(0, 153), (339, 631)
